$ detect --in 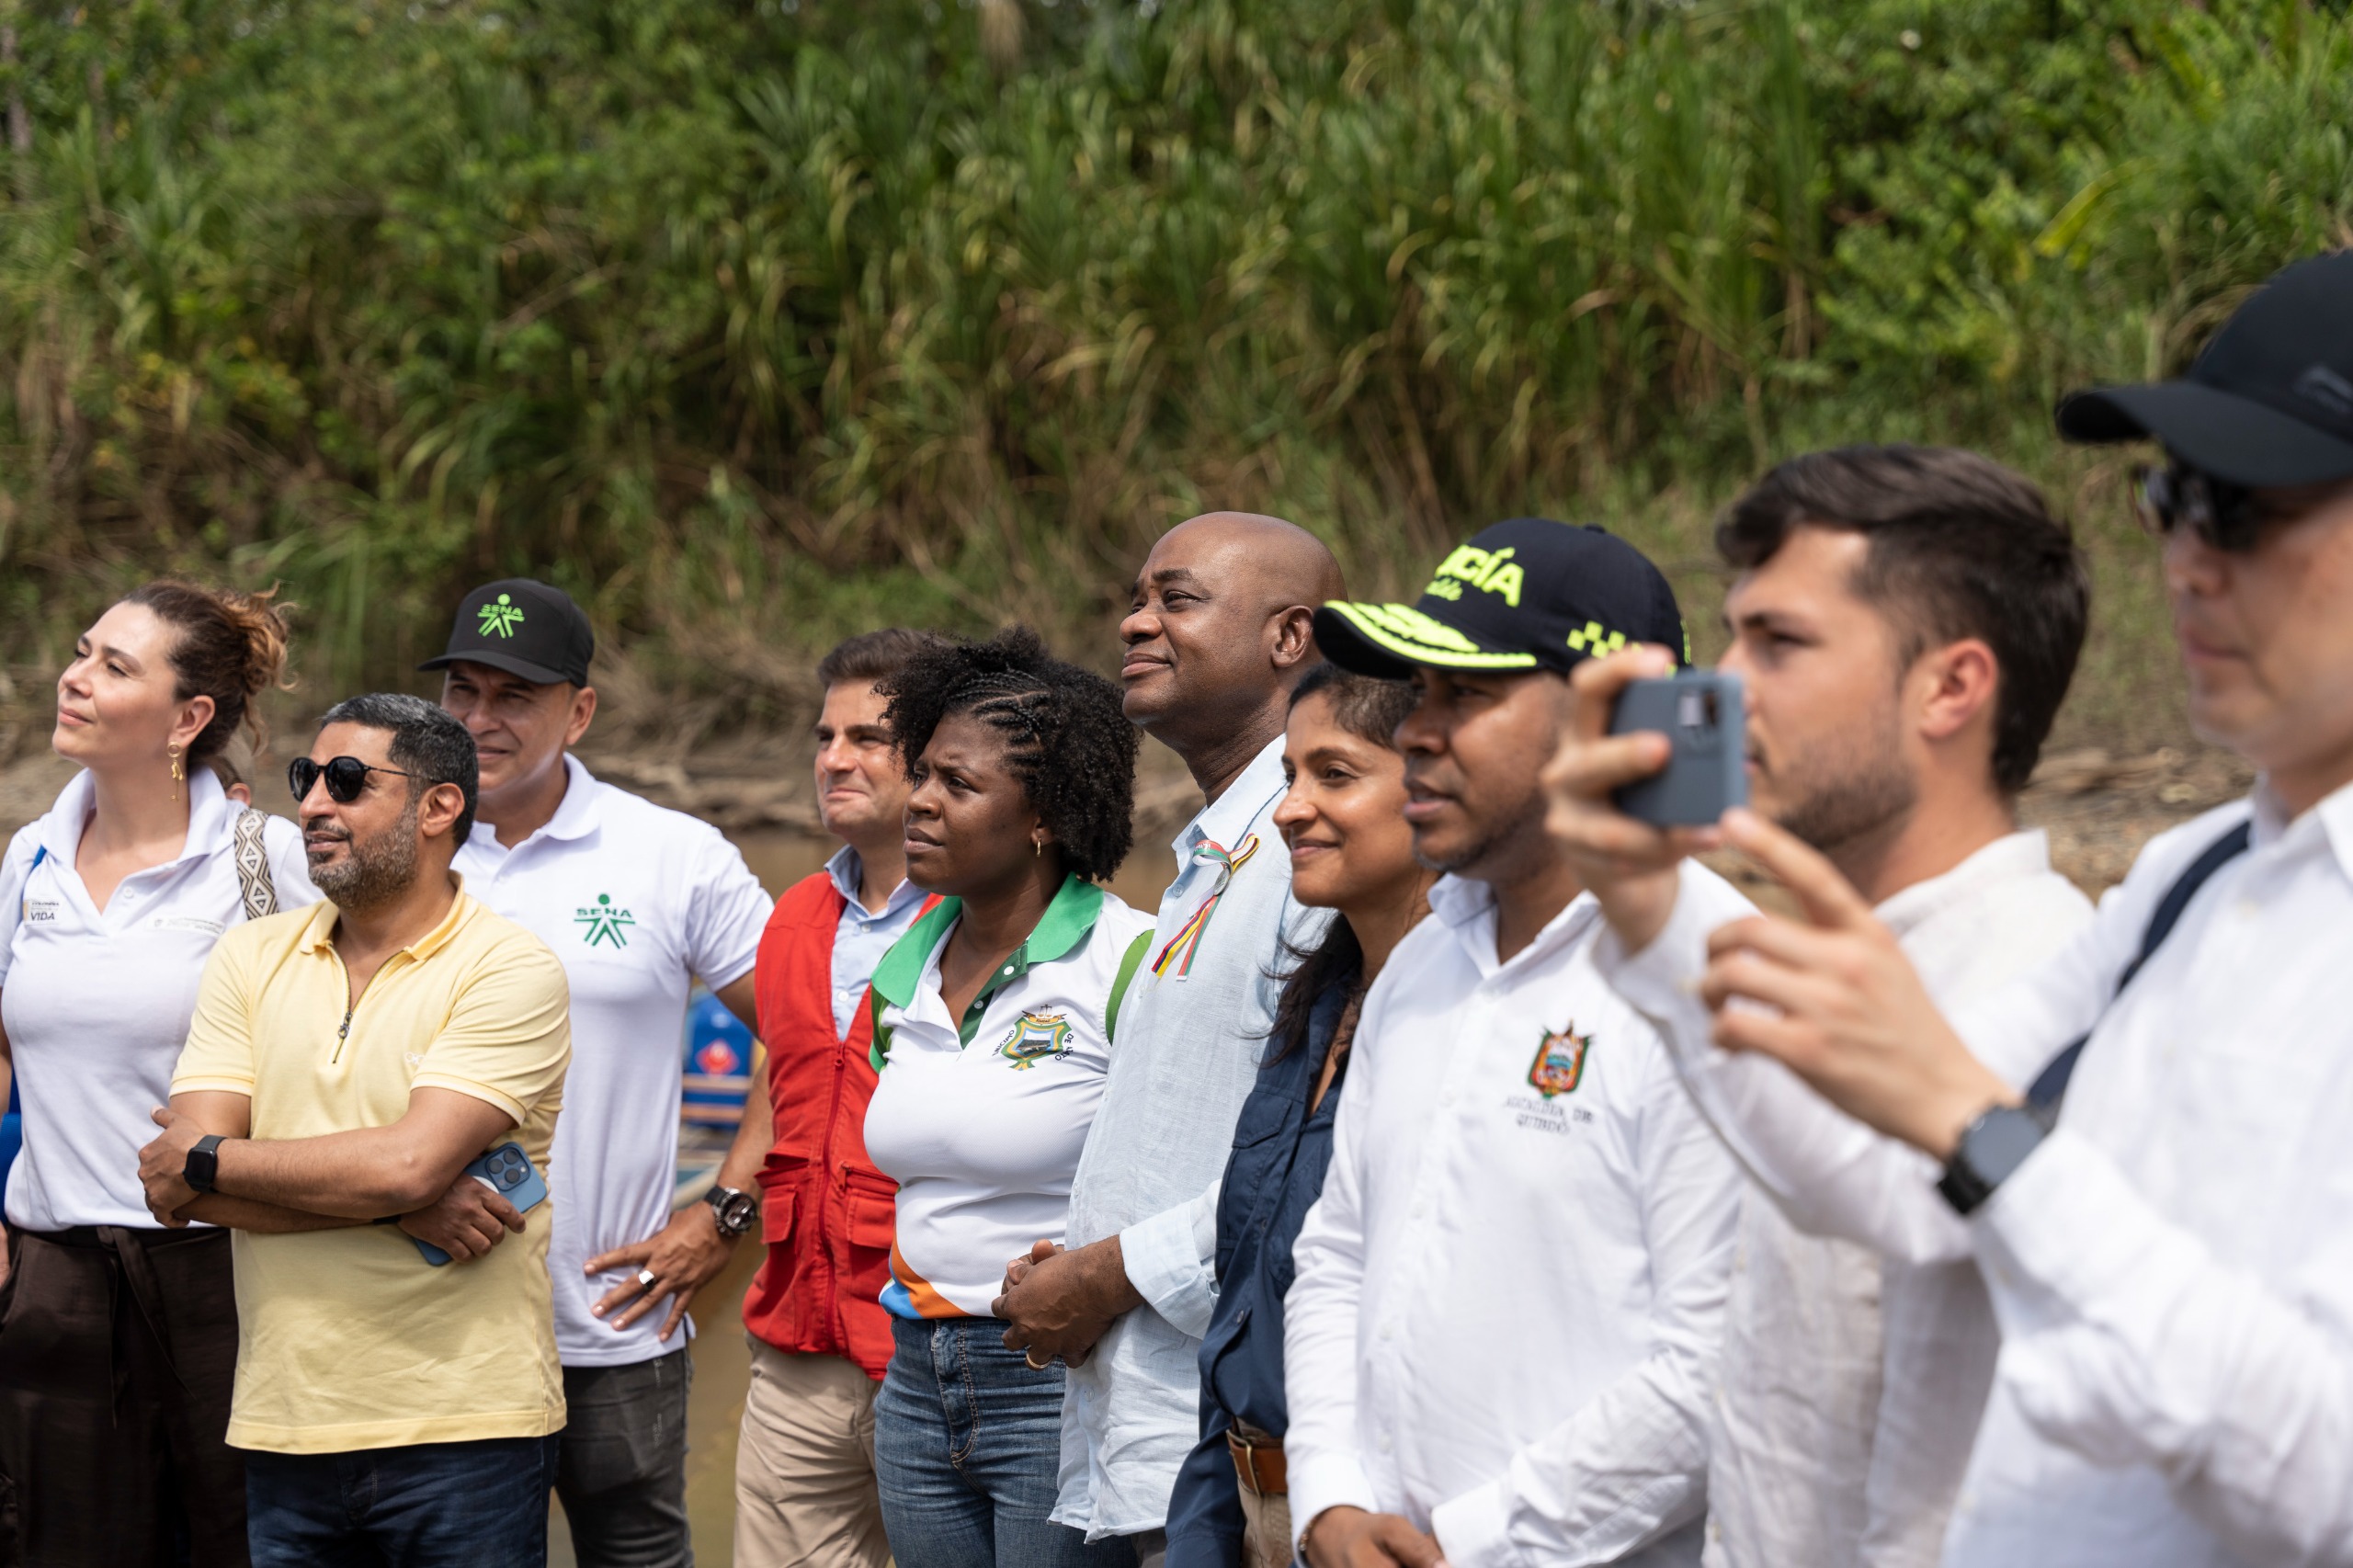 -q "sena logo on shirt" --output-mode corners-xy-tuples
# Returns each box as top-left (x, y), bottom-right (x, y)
(997, 1010), (1074, 1070)
(574, 892), (636, 949)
